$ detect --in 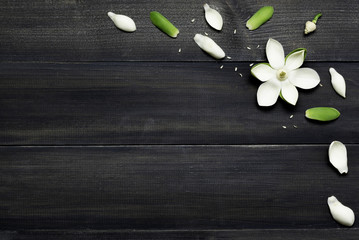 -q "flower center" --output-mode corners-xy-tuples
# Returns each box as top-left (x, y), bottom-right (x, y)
(276, 69), (288, 81)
